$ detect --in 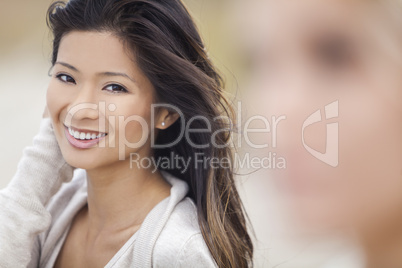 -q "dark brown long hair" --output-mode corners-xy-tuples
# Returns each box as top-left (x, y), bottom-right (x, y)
(47, 0), (253, 266)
